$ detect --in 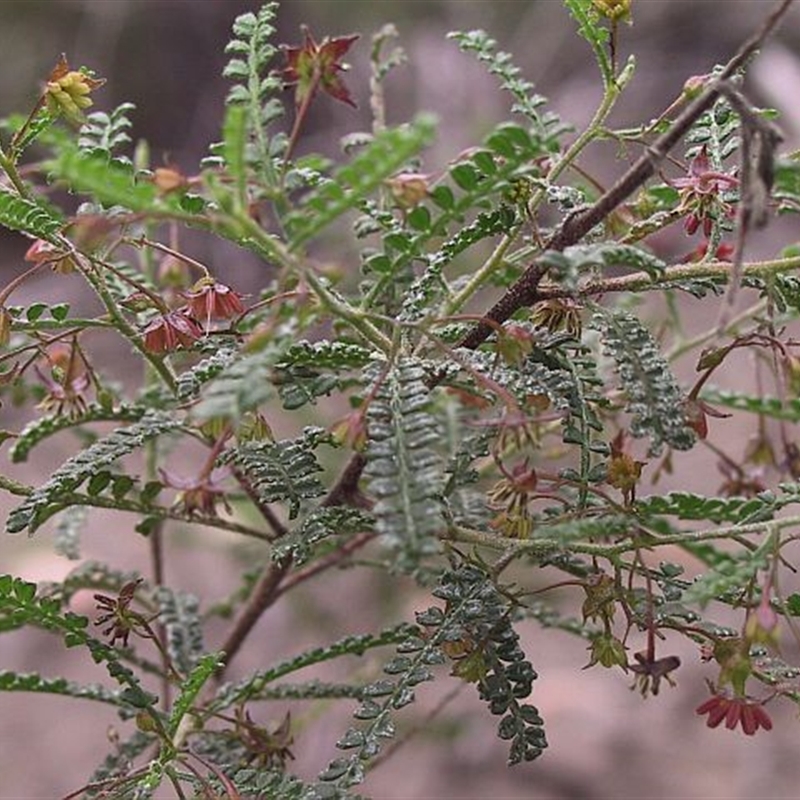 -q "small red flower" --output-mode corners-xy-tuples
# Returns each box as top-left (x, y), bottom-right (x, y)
(35, 341), (91, 416)
(24, 238), (76, 274)
(182, 278), (245, 326)
(141, 310), (203, 353)
(159, 466), (232, 518)
(283, 26), (359, 108)
(696, 693), (773, 735)
(629, 651), (680, 697)
(672, 147), (739, 238)
(94, 578), (147, 648)
(682, 396), (731, 440)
